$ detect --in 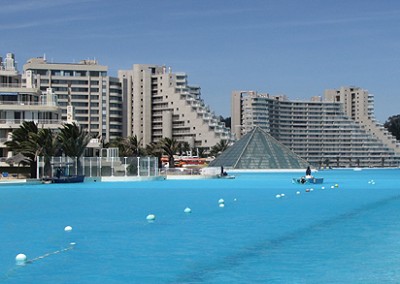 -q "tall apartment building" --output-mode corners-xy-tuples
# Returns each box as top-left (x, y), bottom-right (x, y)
(232, 90), (399, 167)
(0, 53), (62, 158)
(119, 64), (233, 149)
(22, 57), (123, 144)
(325, 86), (400, 153)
